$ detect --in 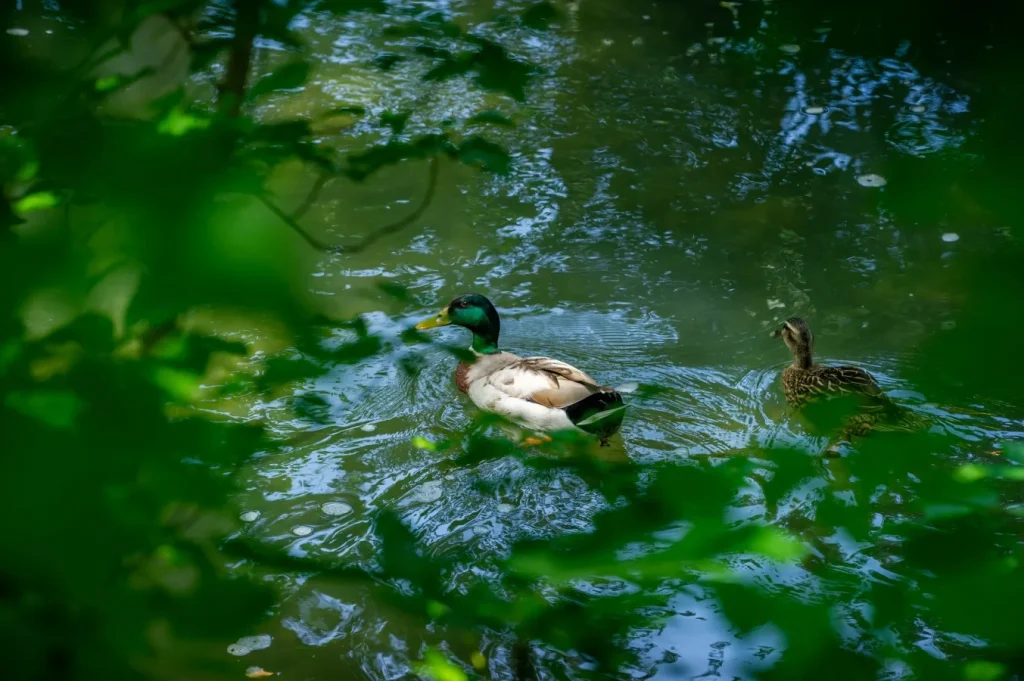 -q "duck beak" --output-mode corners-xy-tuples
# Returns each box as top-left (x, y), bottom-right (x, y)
(770, 325), (783, 338)
(415, 307), (451, 330)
